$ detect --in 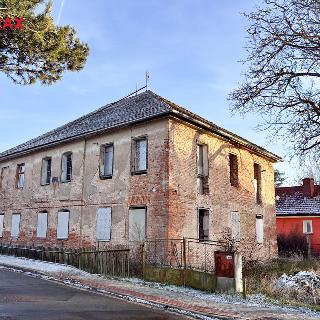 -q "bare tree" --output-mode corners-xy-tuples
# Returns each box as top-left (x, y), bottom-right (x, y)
(230, 0), (320, 158)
